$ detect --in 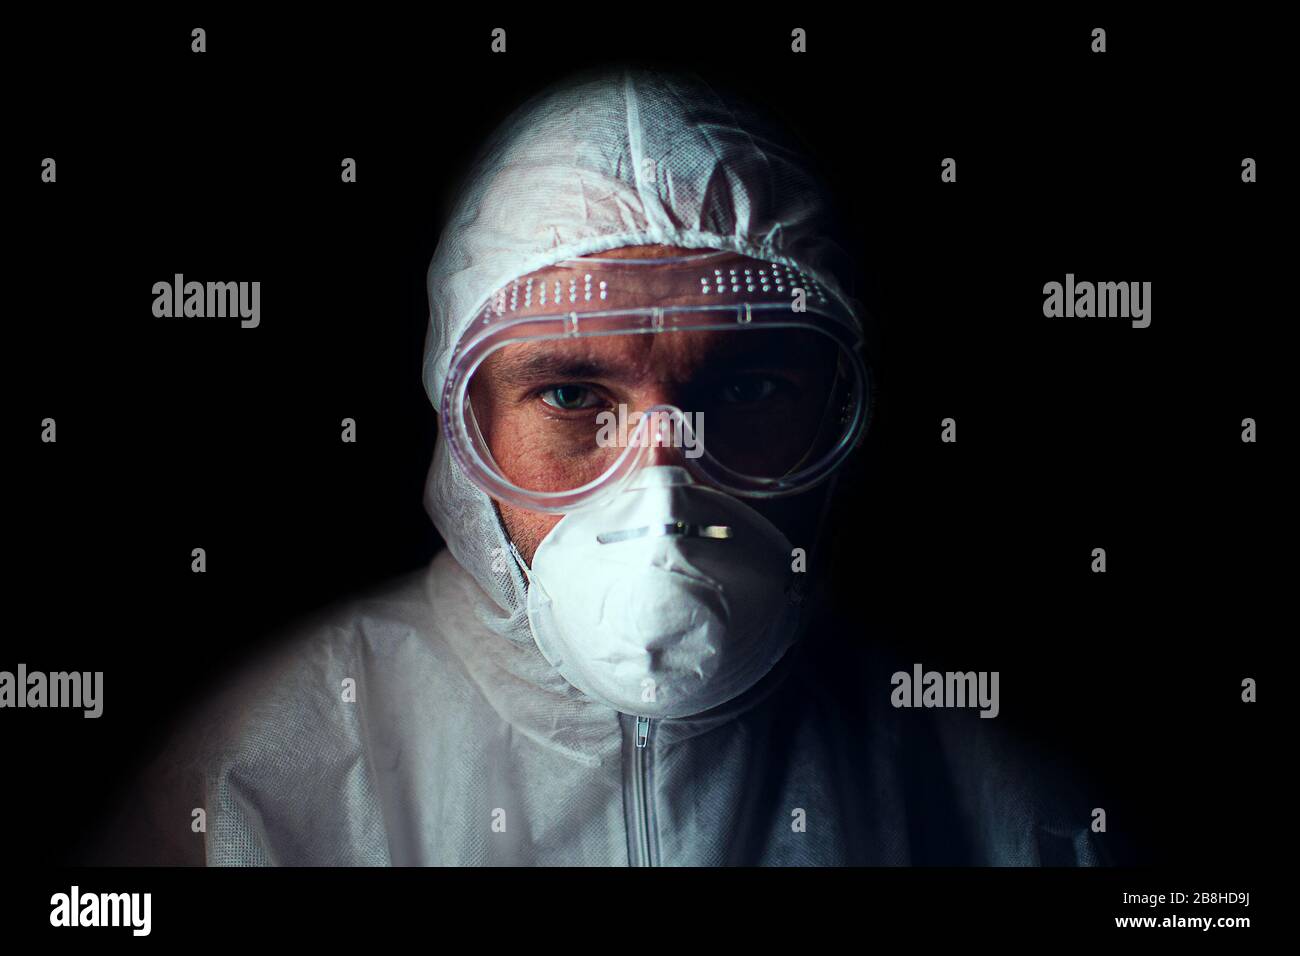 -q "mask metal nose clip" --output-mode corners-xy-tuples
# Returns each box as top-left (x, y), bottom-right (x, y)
(597, 459), (731, 545)
(596, 522), (733, 545)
